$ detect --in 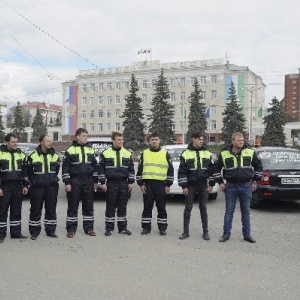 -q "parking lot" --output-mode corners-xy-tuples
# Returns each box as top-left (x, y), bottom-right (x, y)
(1, 181), (300, 300)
